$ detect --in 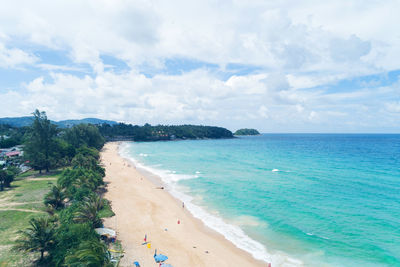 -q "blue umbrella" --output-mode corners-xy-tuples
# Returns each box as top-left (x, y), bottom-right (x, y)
(154, 249), (168, 263)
